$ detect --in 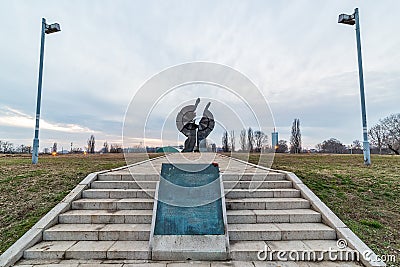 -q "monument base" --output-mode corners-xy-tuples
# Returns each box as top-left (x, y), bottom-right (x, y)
(151, 235), (228, 261)
(150, 163), (229, 261)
